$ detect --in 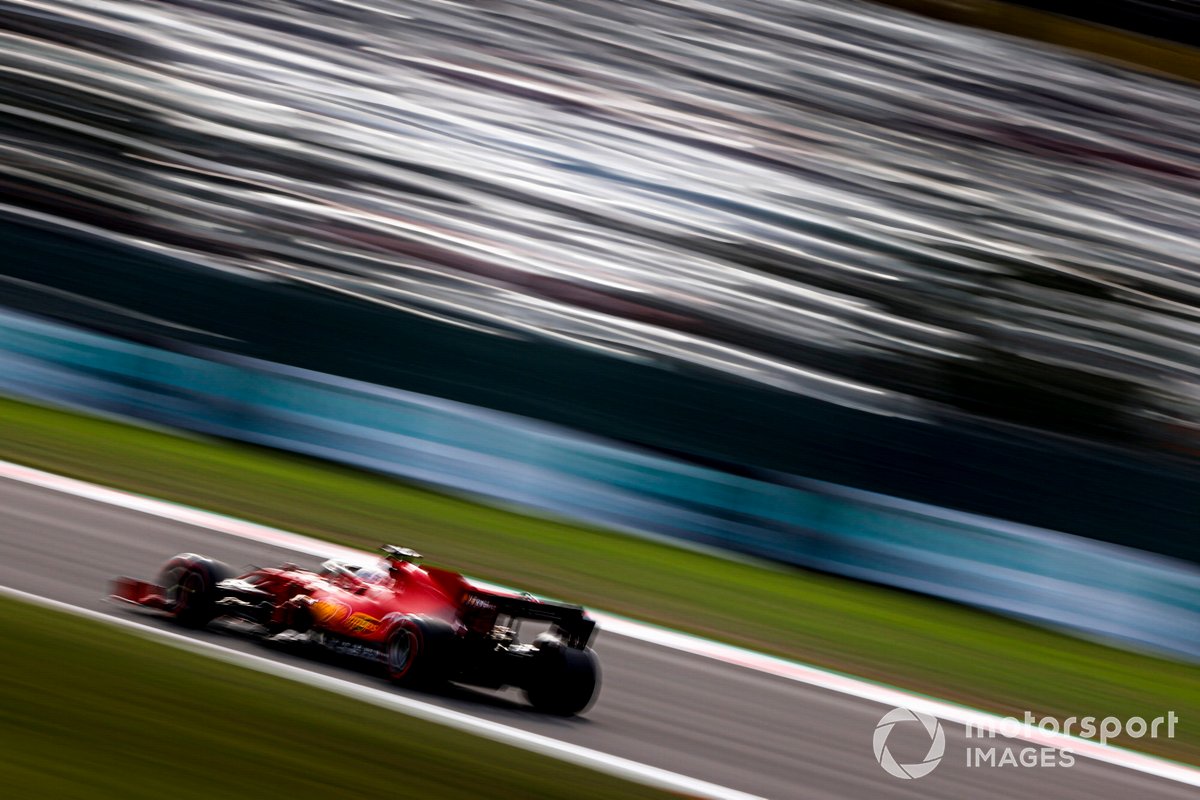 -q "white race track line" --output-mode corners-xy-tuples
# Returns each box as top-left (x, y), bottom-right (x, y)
(0, 585), (765, 800)
(3, 459), (1199, 790)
